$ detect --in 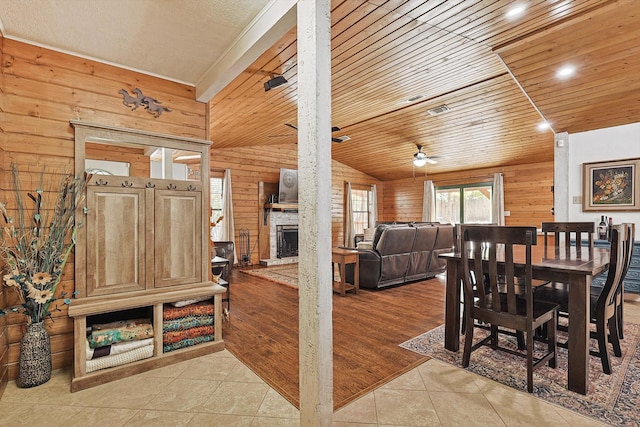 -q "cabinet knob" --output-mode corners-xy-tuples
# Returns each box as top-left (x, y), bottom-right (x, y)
(187, 185), (196, 191)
